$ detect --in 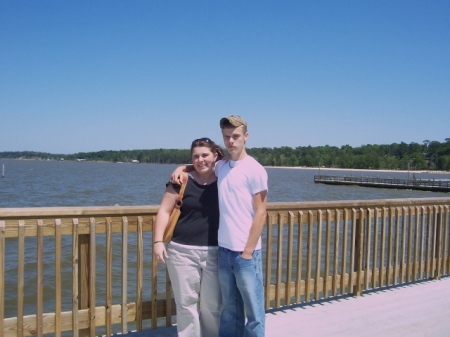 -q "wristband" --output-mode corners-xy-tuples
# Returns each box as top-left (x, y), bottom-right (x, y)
(154, 241), (164, 244)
